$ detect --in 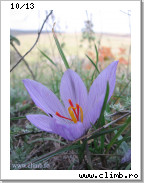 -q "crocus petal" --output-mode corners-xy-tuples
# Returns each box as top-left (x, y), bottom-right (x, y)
(52, 121), (85, 141)
(23, 79), (67, 118)
(26, 114), (55, 133)
(121, 149), (131, 163)
(85, 61), (118, 129)
(60, 69), (88, 115)
(27, 114), (85, 141)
